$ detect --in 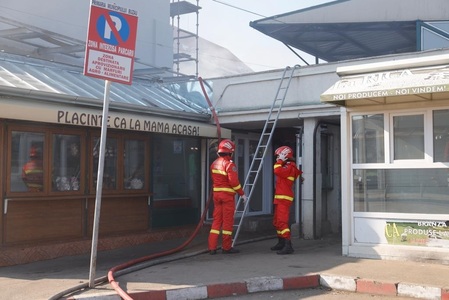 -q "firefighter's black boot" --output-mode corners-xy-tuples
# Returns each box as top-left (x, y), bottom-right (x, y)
(276, 240), (294, 255)
(222, 247), (240, 254)
(270, 238), (285, 251)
